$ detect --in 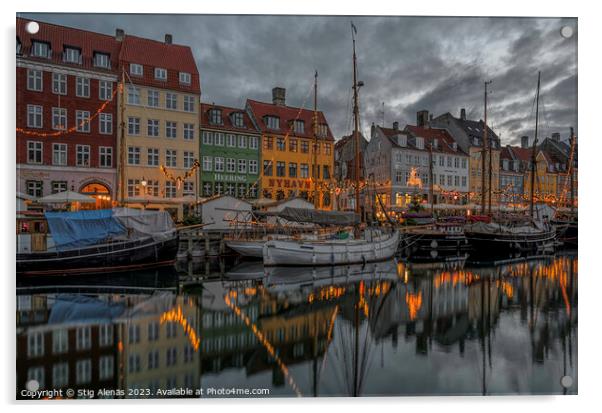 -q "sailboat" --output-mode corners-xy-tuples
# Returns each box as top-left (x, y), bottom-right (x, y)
(262, 23), (399, 267)
(464, 72), (556, 256)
